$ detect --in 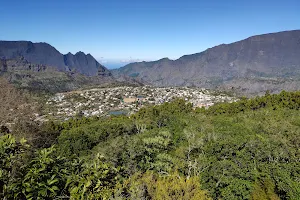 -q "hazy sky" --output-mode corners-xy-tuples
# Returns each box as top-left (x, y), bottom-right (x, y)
(1, 0), (299, 68)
